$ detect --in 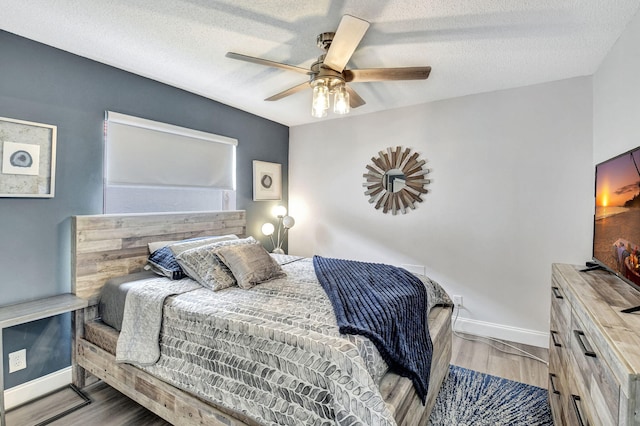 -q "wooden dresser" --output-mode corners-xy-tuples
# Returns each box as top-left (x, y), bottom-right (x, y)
(549, 264), (640, 425)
